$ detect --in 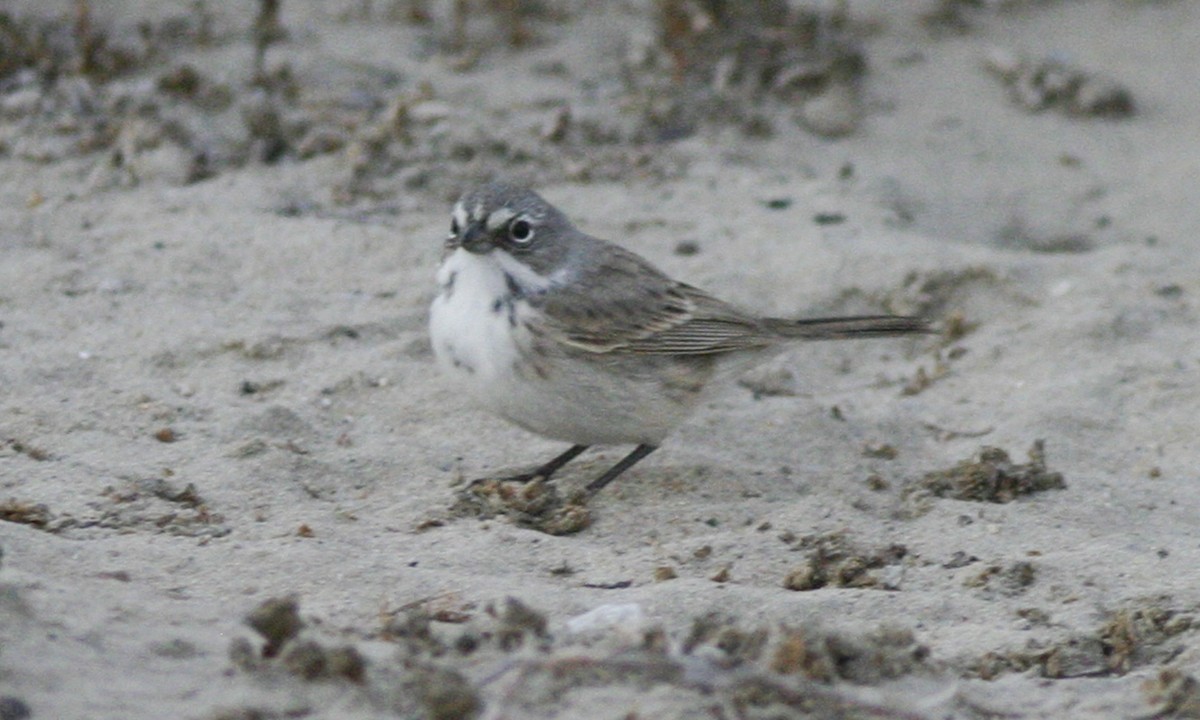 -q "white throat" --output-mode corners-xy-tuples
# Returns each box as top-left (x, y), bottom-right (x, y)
(429, 248), (549, 399)
(435, 246), (553, 299)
